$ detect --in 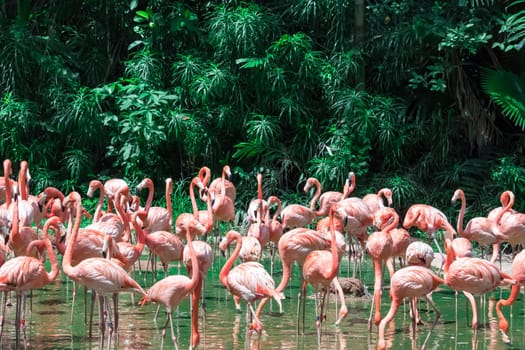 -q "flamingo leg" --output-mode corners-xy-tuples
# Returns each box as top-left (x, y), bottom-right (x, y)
(332, 278), (348, 325)
(463, 291), (477, 329)
(421, 294), (441, 350)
